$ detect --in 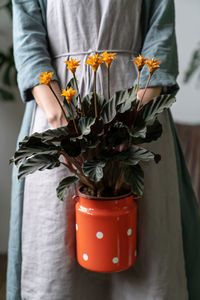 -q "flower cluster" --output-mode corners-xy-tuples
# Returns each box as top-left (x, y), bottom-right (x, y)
(37, 53), (162, 127)
(85, 53), (104, 72)
(145, 57), (162, 74)
(64, 58), (81, 74)
(132, 54), (162, 74)
(37, 72), (53, 86)
(101, 51), (117, 69)
(61, 87), (77, 104)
